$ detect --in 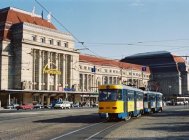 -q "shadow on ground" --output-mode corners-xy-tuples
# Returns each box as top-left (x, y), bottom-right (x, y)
(98, 135), (189, 140)
(33, 113), (106, 124)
